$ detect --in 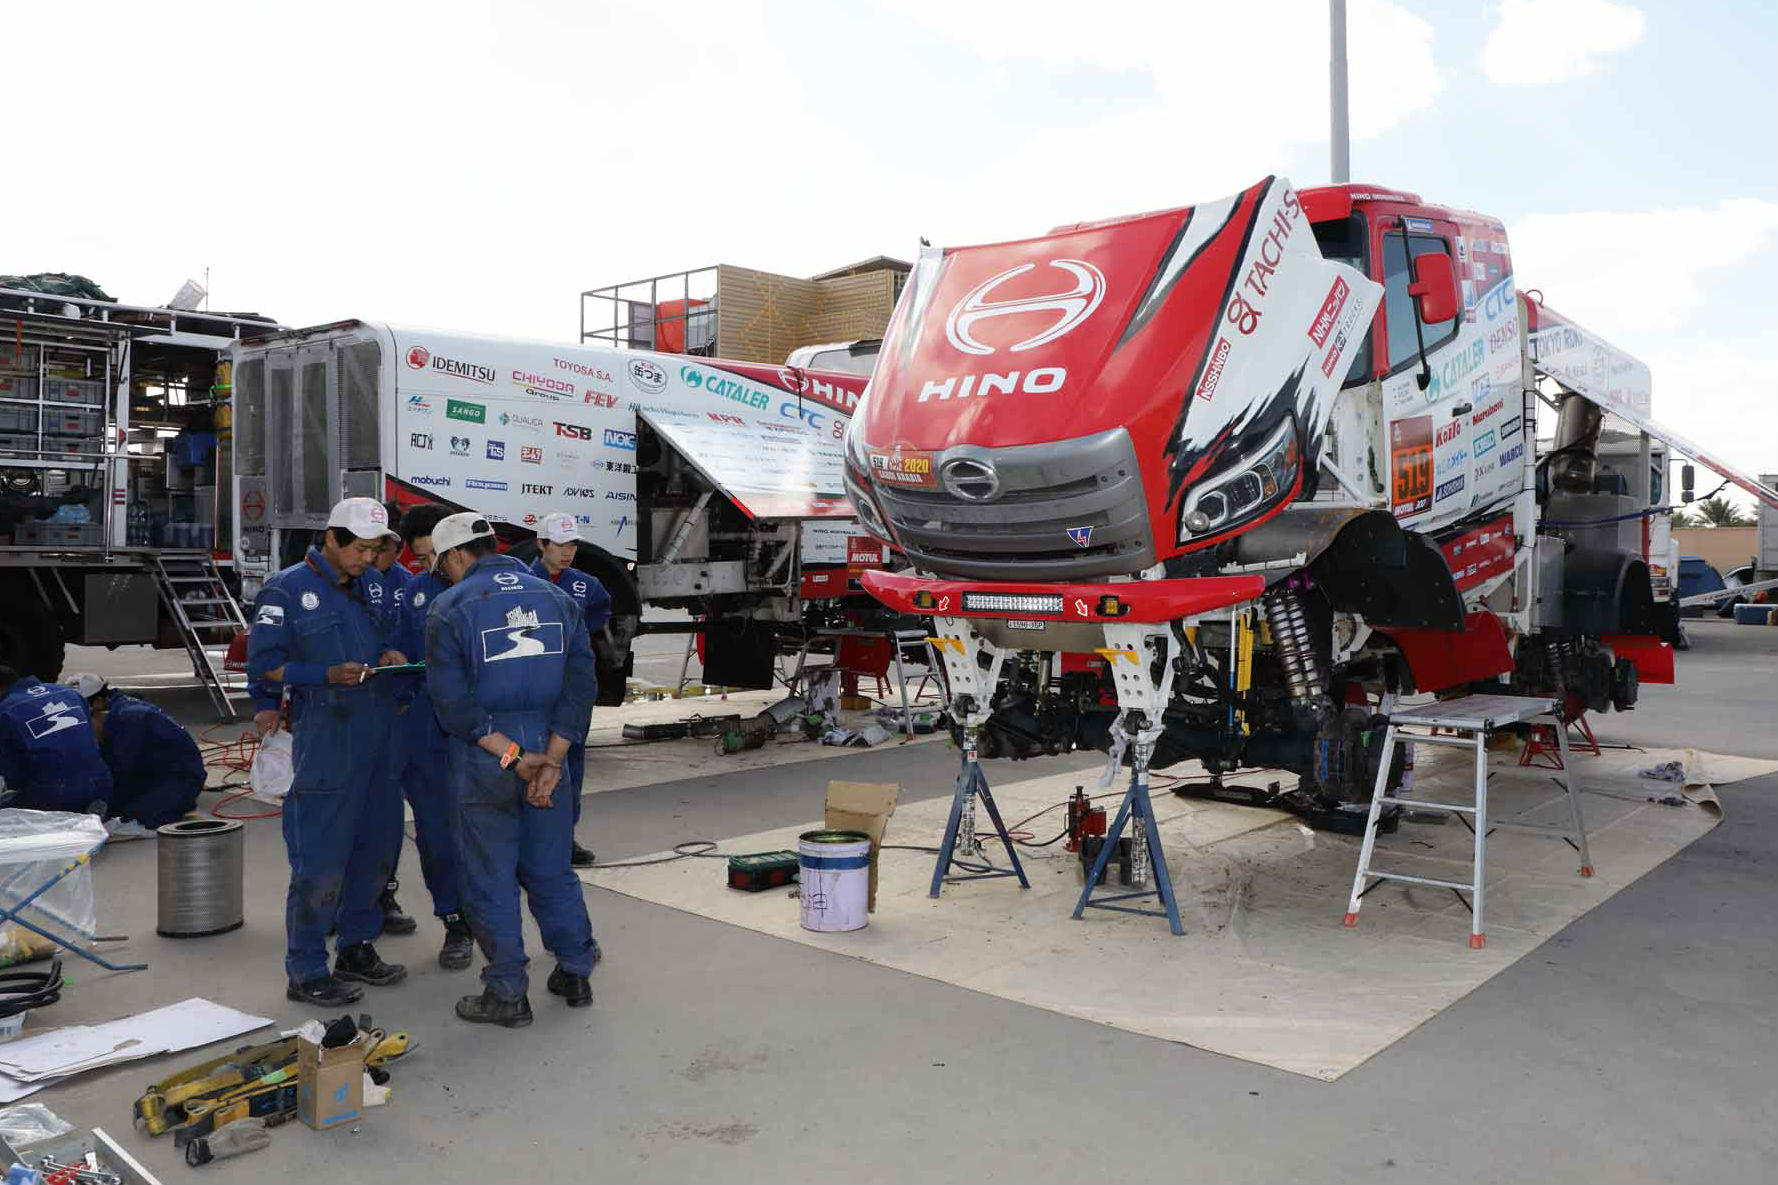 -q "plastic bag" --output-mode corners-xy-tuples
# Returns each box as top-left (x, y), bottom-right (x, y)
(0, 1102), (74, 1145)
(0, 809), (103, 950)
(250, 731), (293, 804)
